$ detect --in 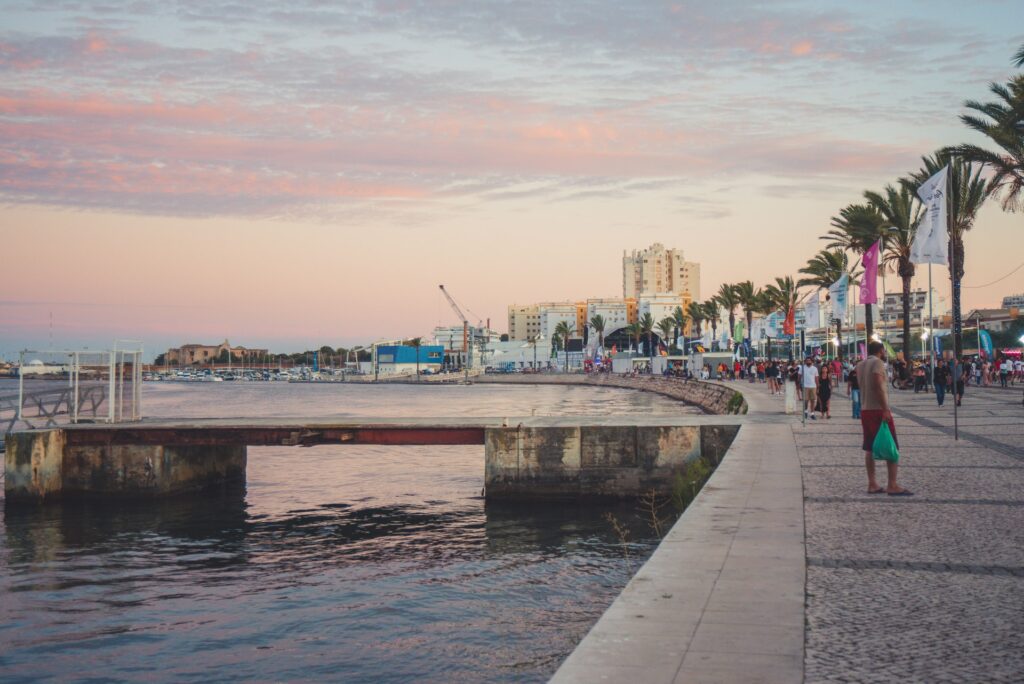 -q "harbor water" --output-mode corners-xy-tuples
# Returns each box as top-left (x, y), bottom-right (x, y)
(0, 382), (699, 682)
